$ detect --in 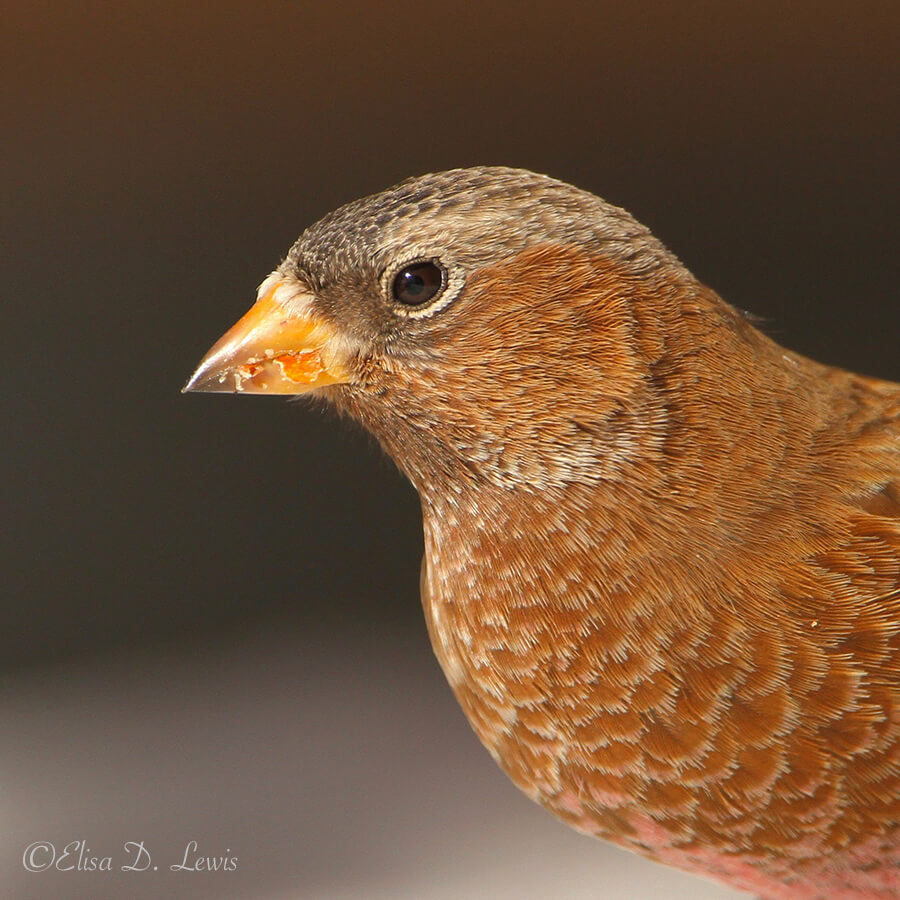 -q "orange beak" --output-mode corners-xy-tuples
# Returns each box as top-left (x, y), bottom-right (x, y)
(183, 278), (351, 395)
